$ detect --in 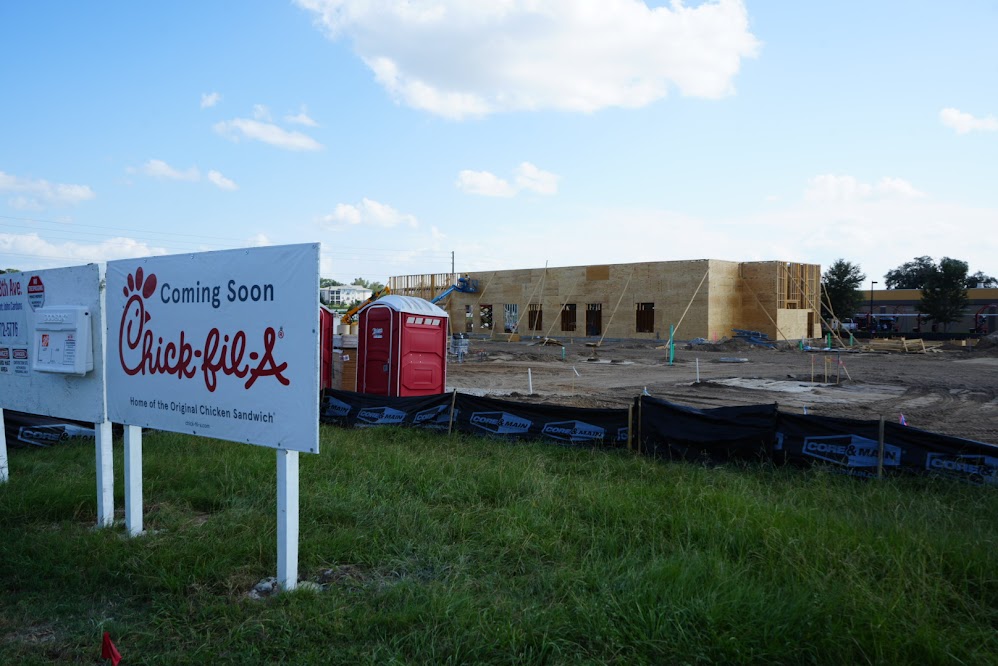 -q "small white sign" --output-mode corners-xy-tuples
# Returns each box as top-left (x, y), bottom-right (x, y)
(105, 244), (320, 453)
(12, 348), (29, 376)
